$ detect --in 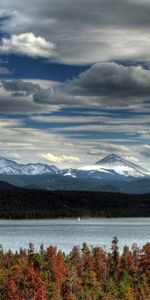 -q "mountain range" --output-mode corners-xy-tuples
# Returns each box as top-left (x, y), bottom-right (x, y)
(0, 154), (149, 194)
